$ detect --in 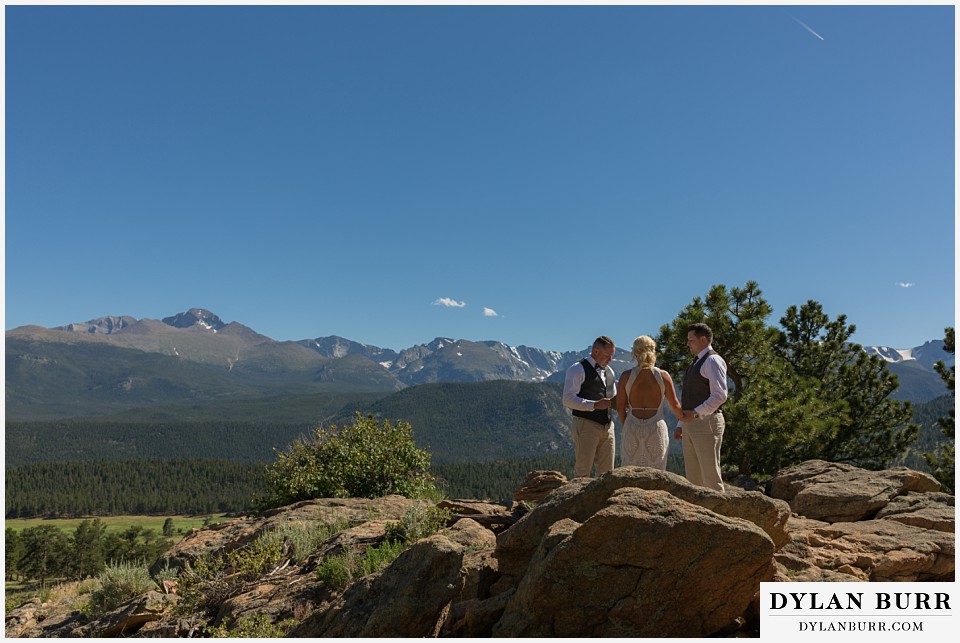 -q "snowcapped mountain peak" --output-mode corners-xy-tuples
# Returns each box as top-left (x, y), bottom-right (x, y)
(161, 308), (227, 332)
